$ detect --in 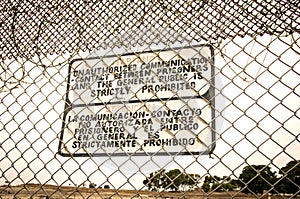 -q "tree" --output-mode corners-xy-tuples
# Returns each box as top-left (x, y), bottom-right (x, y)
(219, 176), (238, 191)
(89, 182), (97, 188)
(222, 182), (235, 191)
(238, 165), (277, 194)
(202, 175), (219, 192)
(226, 178), (239, 191)
(143, 169), (166, 191)
(182, 173), (201, 191)
(201, 175), (237, 192)
(212, 182), (222, 192)
(164, 169), (184, 191)
(104, 185), (110, 189)
(202, 182), (210, 192)
(143, 169), (200, 191)
(277, 160), (300, 194)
